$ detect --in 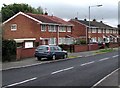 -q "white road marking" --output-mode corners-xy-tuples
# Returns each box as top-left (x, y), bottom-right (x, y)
(63, 67), (74, 71)
(112, 55), (119, 58)
(91, 68), (120, 88)
(99, 58), (109, 61)
(80, 61), (95, 66)
(3, 77), (37, 88)
(51, 67), (74, 75)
